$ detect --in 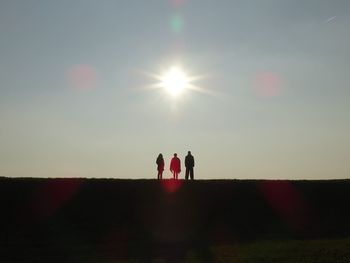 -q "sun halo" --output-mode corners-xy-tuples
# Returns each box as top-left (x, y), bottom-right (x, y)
(159, 67), (190, 97)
